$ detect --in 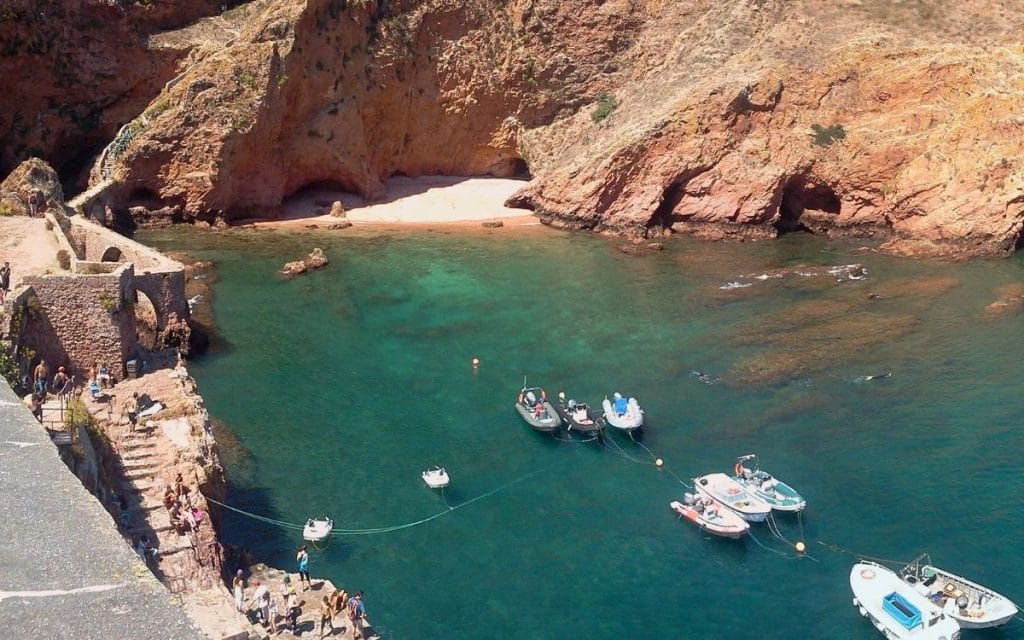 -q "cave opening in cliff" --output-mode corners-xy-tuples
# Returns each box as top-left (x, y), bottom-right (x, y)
(648, 181), (687, 229)
(58, 142), (107, 198)
(284, 180), (359, 217)
(776, 176), (841, 235)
